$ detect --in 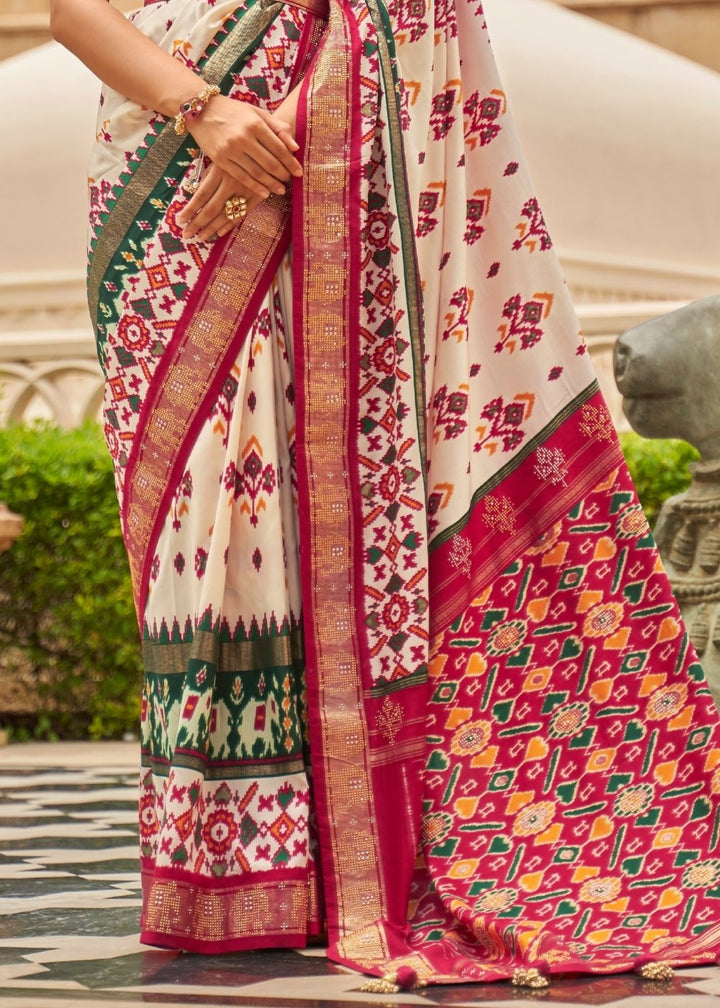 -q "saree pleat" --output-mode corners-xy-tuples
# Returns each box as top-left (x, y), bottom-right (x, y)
(88, 0), (720, 982)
